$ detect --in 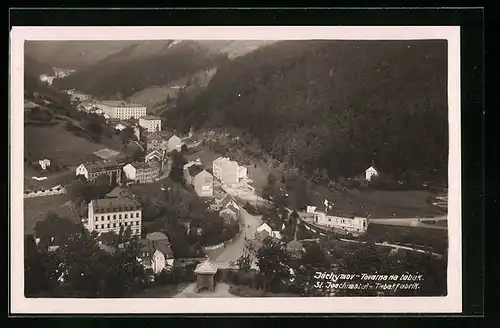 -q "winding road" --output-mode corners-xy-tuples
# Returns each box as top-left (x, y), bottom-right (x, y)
(208, 208), (262, 268)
